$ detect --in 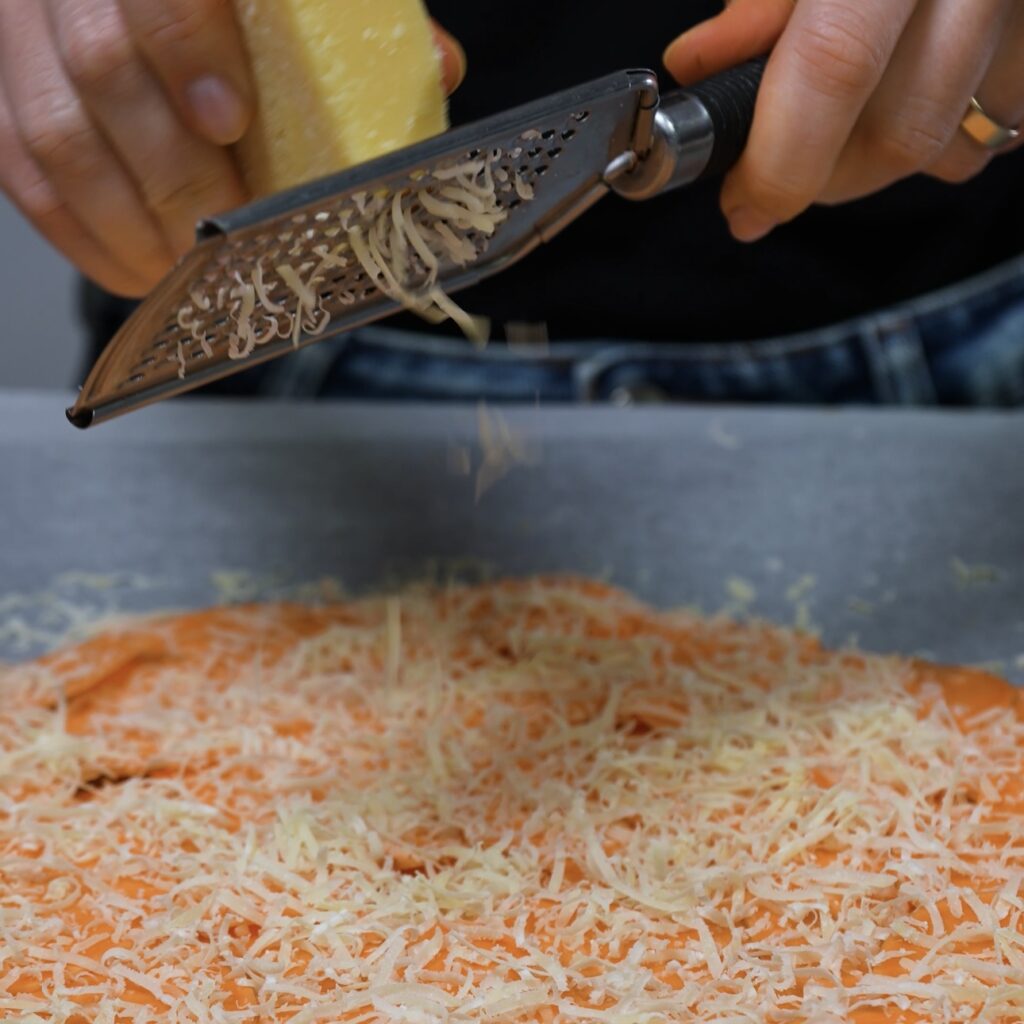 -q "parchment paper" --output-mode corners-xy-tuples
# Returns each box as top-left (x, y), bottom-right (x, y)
(1, 391), (1021, 680)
